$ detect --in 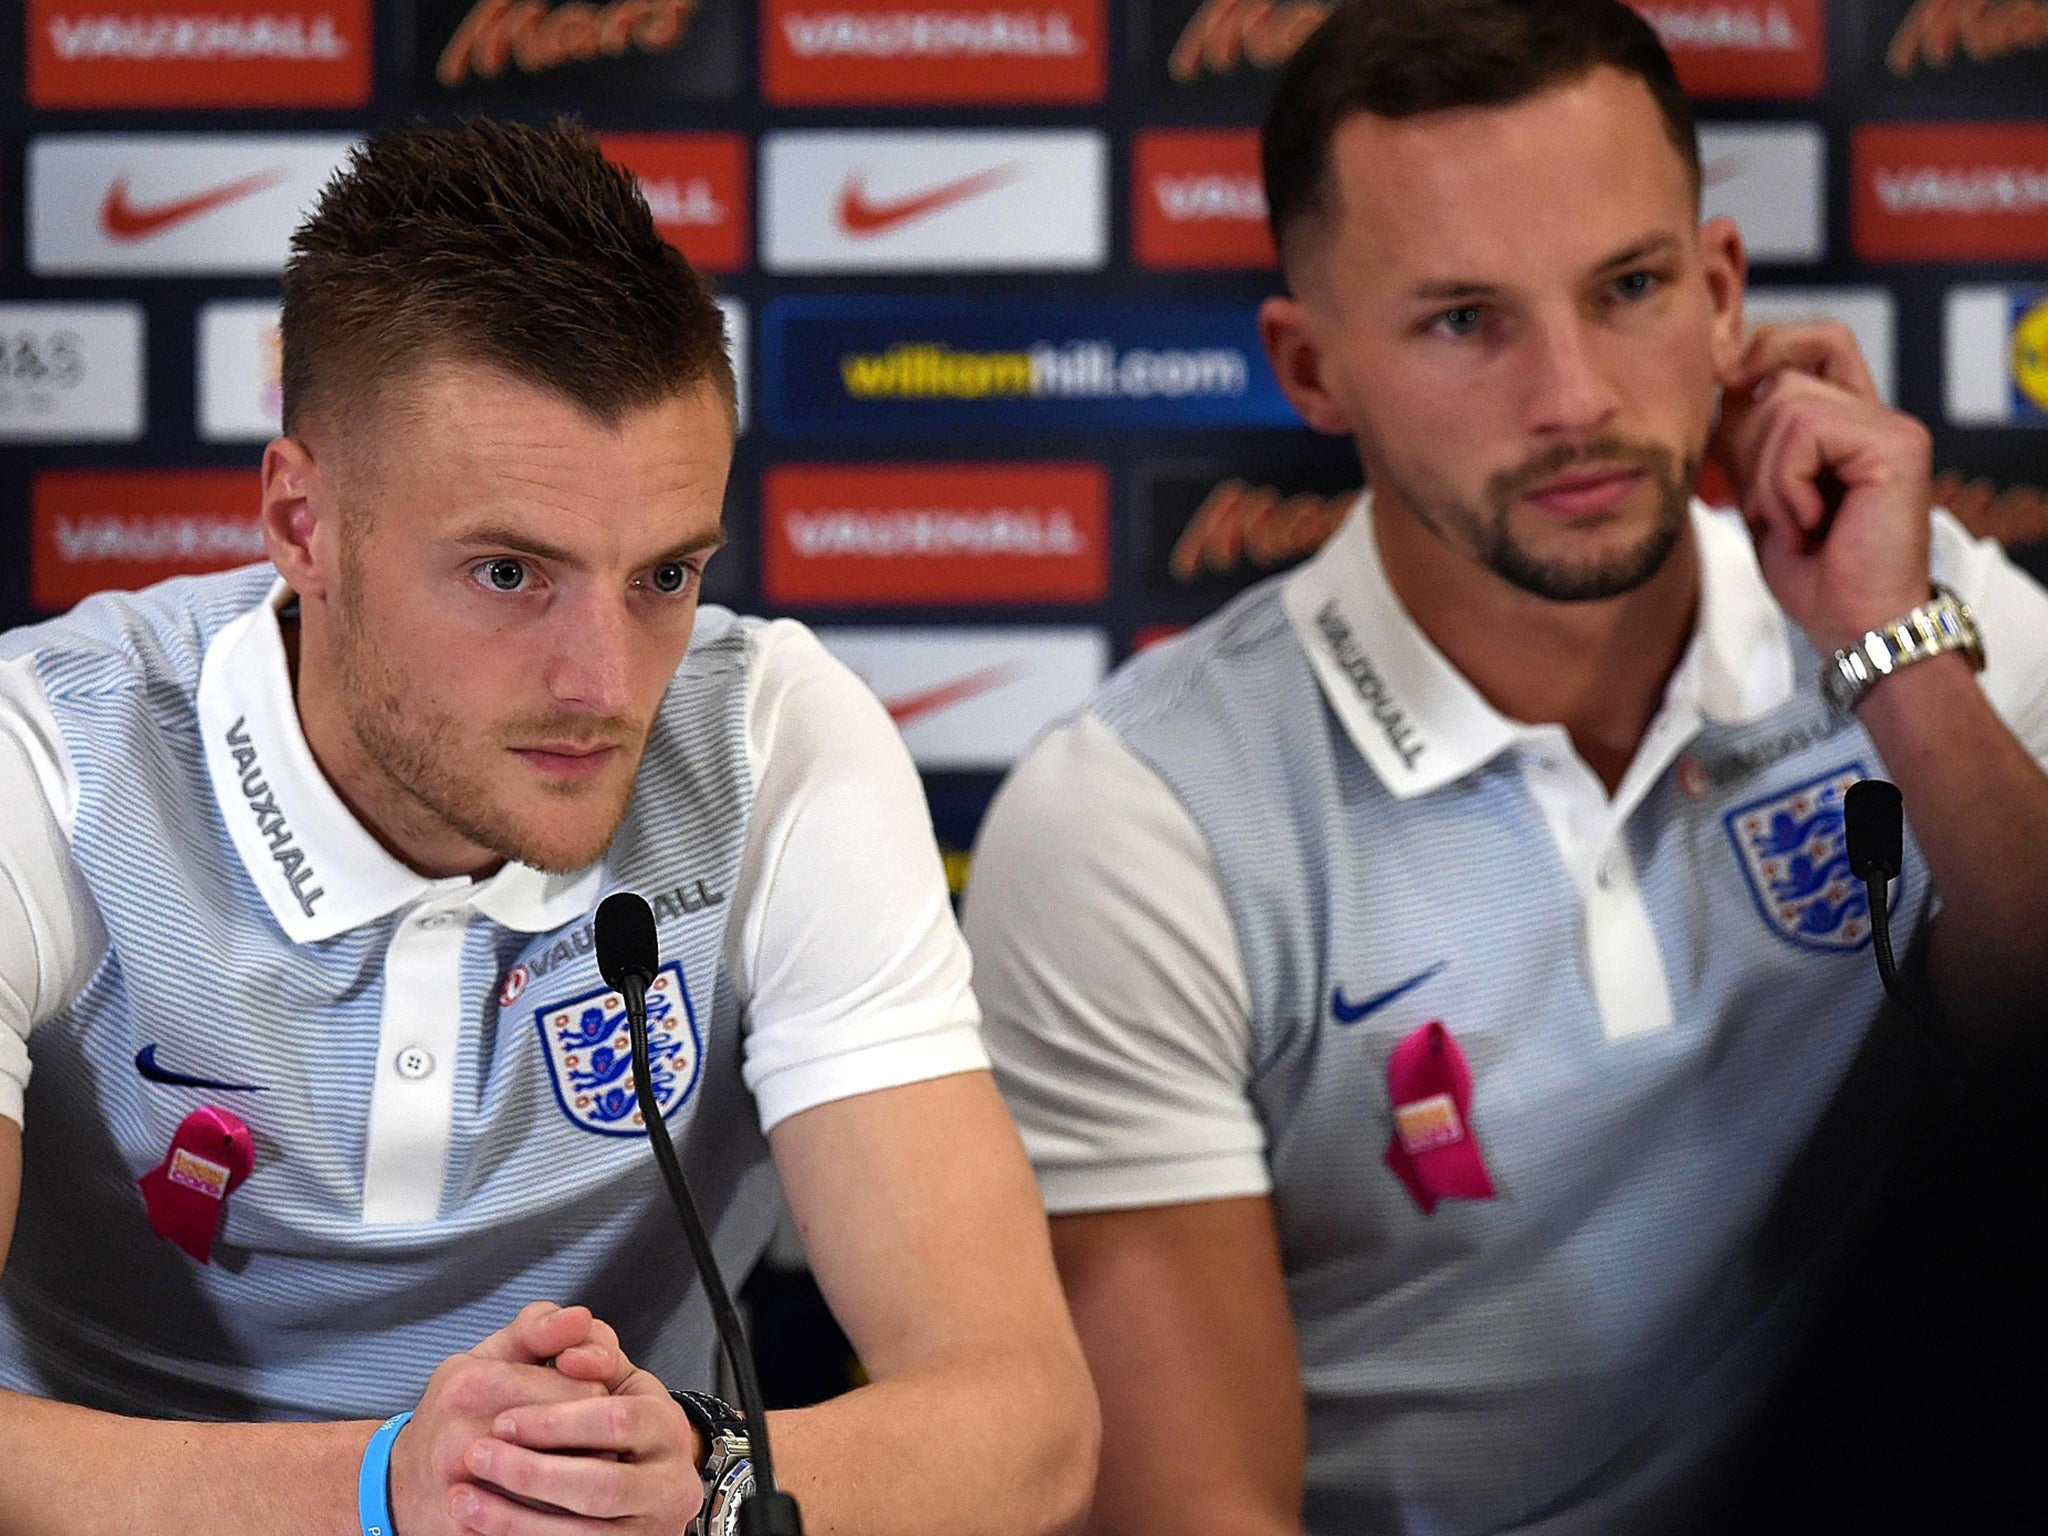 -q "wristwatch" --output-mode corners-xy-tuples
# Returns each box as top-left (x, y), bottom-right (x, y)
(671, 1390), (754, 1536)
(1820, 584), (1985, 715)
